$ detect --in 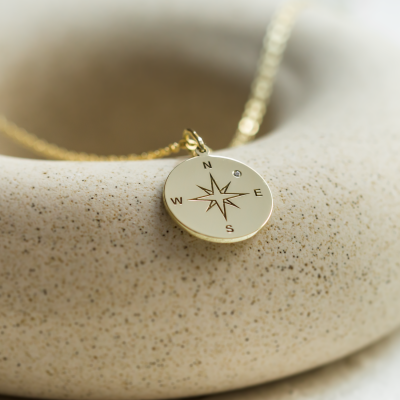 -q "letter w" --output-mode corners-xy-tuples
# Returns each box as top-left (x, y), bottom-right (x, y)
(171, 197), (183, 205)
